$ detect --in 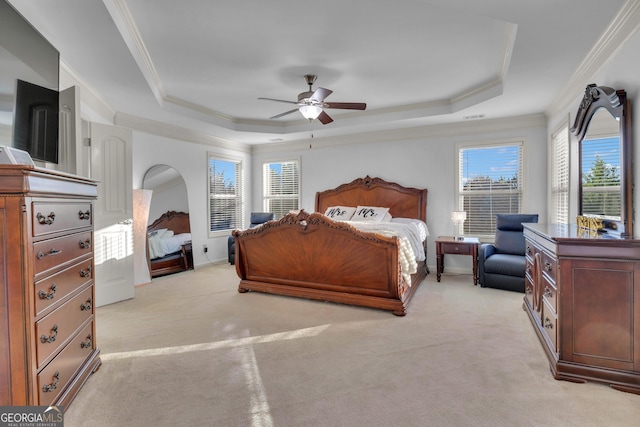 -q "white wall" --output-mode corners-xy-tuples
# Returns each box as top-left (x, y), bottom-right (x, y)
(131, 131), (251, 267)
(252, 116), (548, 272)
